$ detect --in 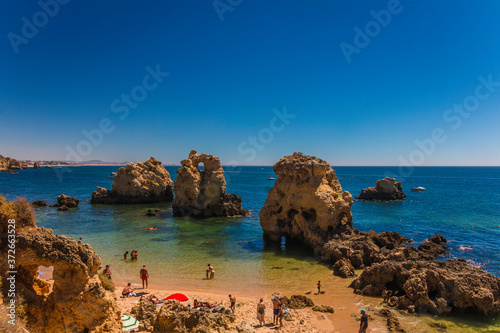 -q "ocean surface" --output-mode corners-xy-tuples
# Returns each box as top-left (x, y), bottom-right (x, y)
(1, 166), (499, 331)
